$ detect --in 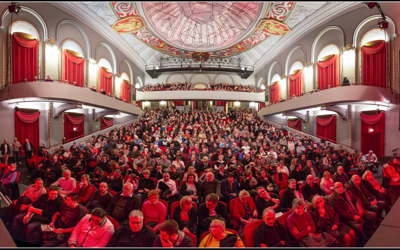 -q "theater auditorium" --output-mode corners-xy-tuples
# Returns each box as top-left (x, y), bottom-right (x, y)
(0, 1), (399, 247)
